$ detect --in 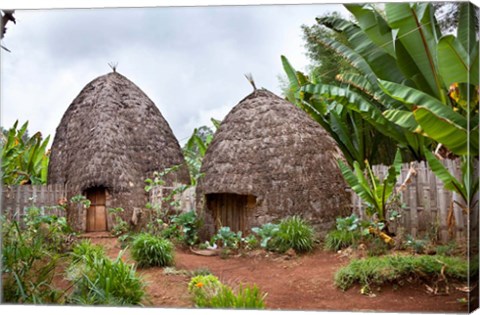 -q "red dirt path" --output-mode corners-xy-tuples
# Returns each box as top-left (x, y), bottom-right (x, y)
(88, 236), (469, 313)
